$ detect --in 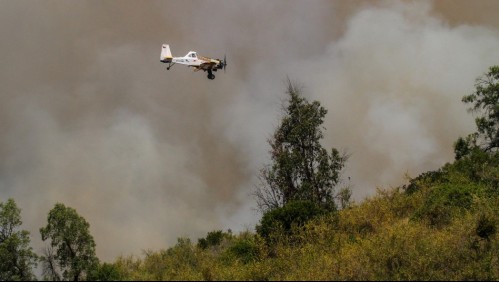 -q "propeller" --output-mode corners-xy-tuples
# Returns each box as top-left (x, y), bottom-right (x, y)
(223, 54), (227, 73)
